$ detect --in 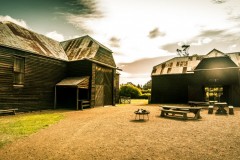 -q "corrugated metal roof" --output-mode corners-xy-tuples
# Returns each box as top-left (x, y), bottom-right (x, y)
(0, 21), (68, 60)
(56, 76), (90, 89)
(61, 36), (97, 61)
(0, 21), (116, 68)
(61, 35), (116, 67)
(152, 49), (240, 76)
